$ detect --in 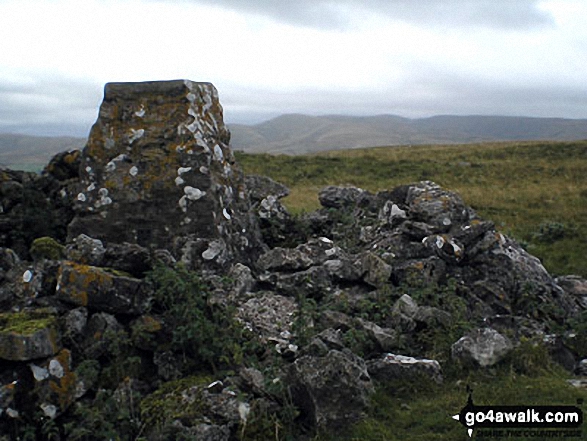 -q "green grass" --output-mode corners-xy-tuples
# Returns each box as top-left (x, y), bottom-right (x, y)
(236, 140), (587, 277)
(331, 369), (587, 441)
